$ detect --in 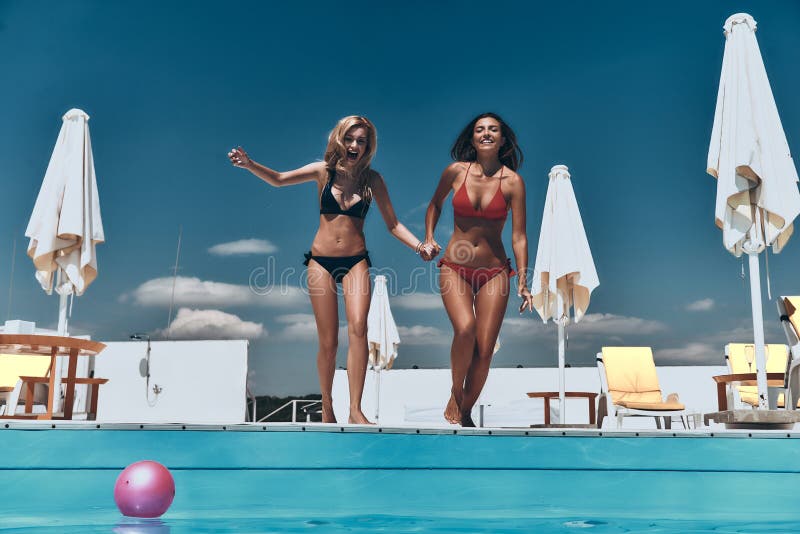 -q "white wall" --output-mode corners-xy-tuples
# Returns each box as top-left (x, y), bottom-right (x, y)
(333, 365), (729, 428)
(94, 340), (248, 424)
